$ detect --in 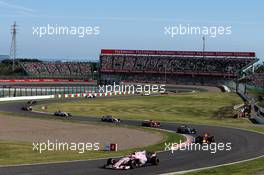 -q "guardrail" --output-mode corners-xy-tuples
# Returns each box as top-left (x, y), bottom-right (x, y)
(254, 104), (264, 117)
(250, 115), (264, 124)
